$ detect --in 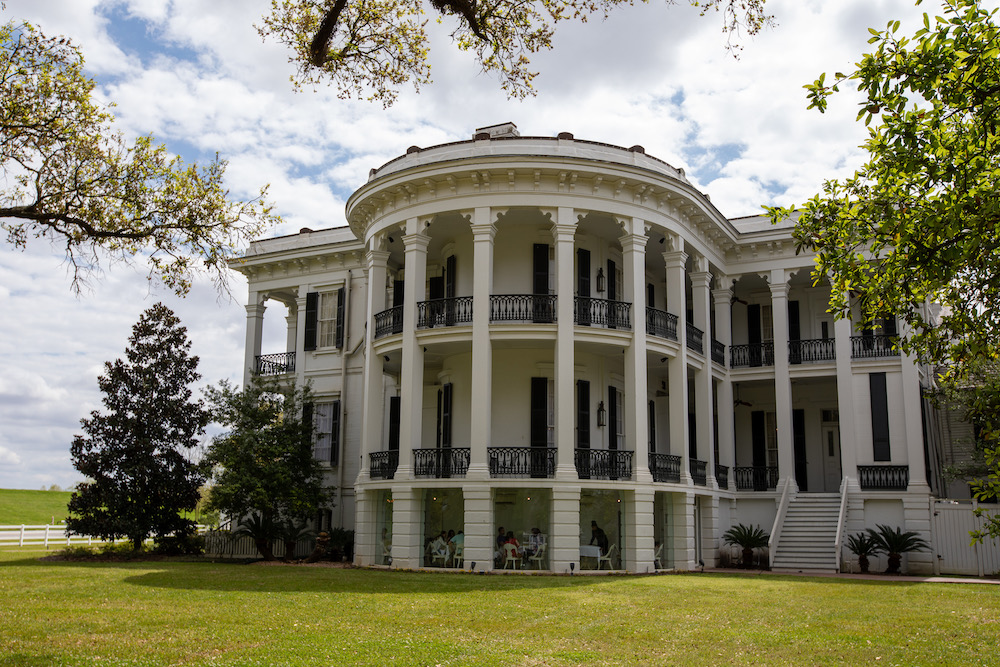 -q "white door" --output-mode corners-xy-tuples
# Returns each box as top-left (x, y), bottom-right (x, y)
(821, 424), (842, 492)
